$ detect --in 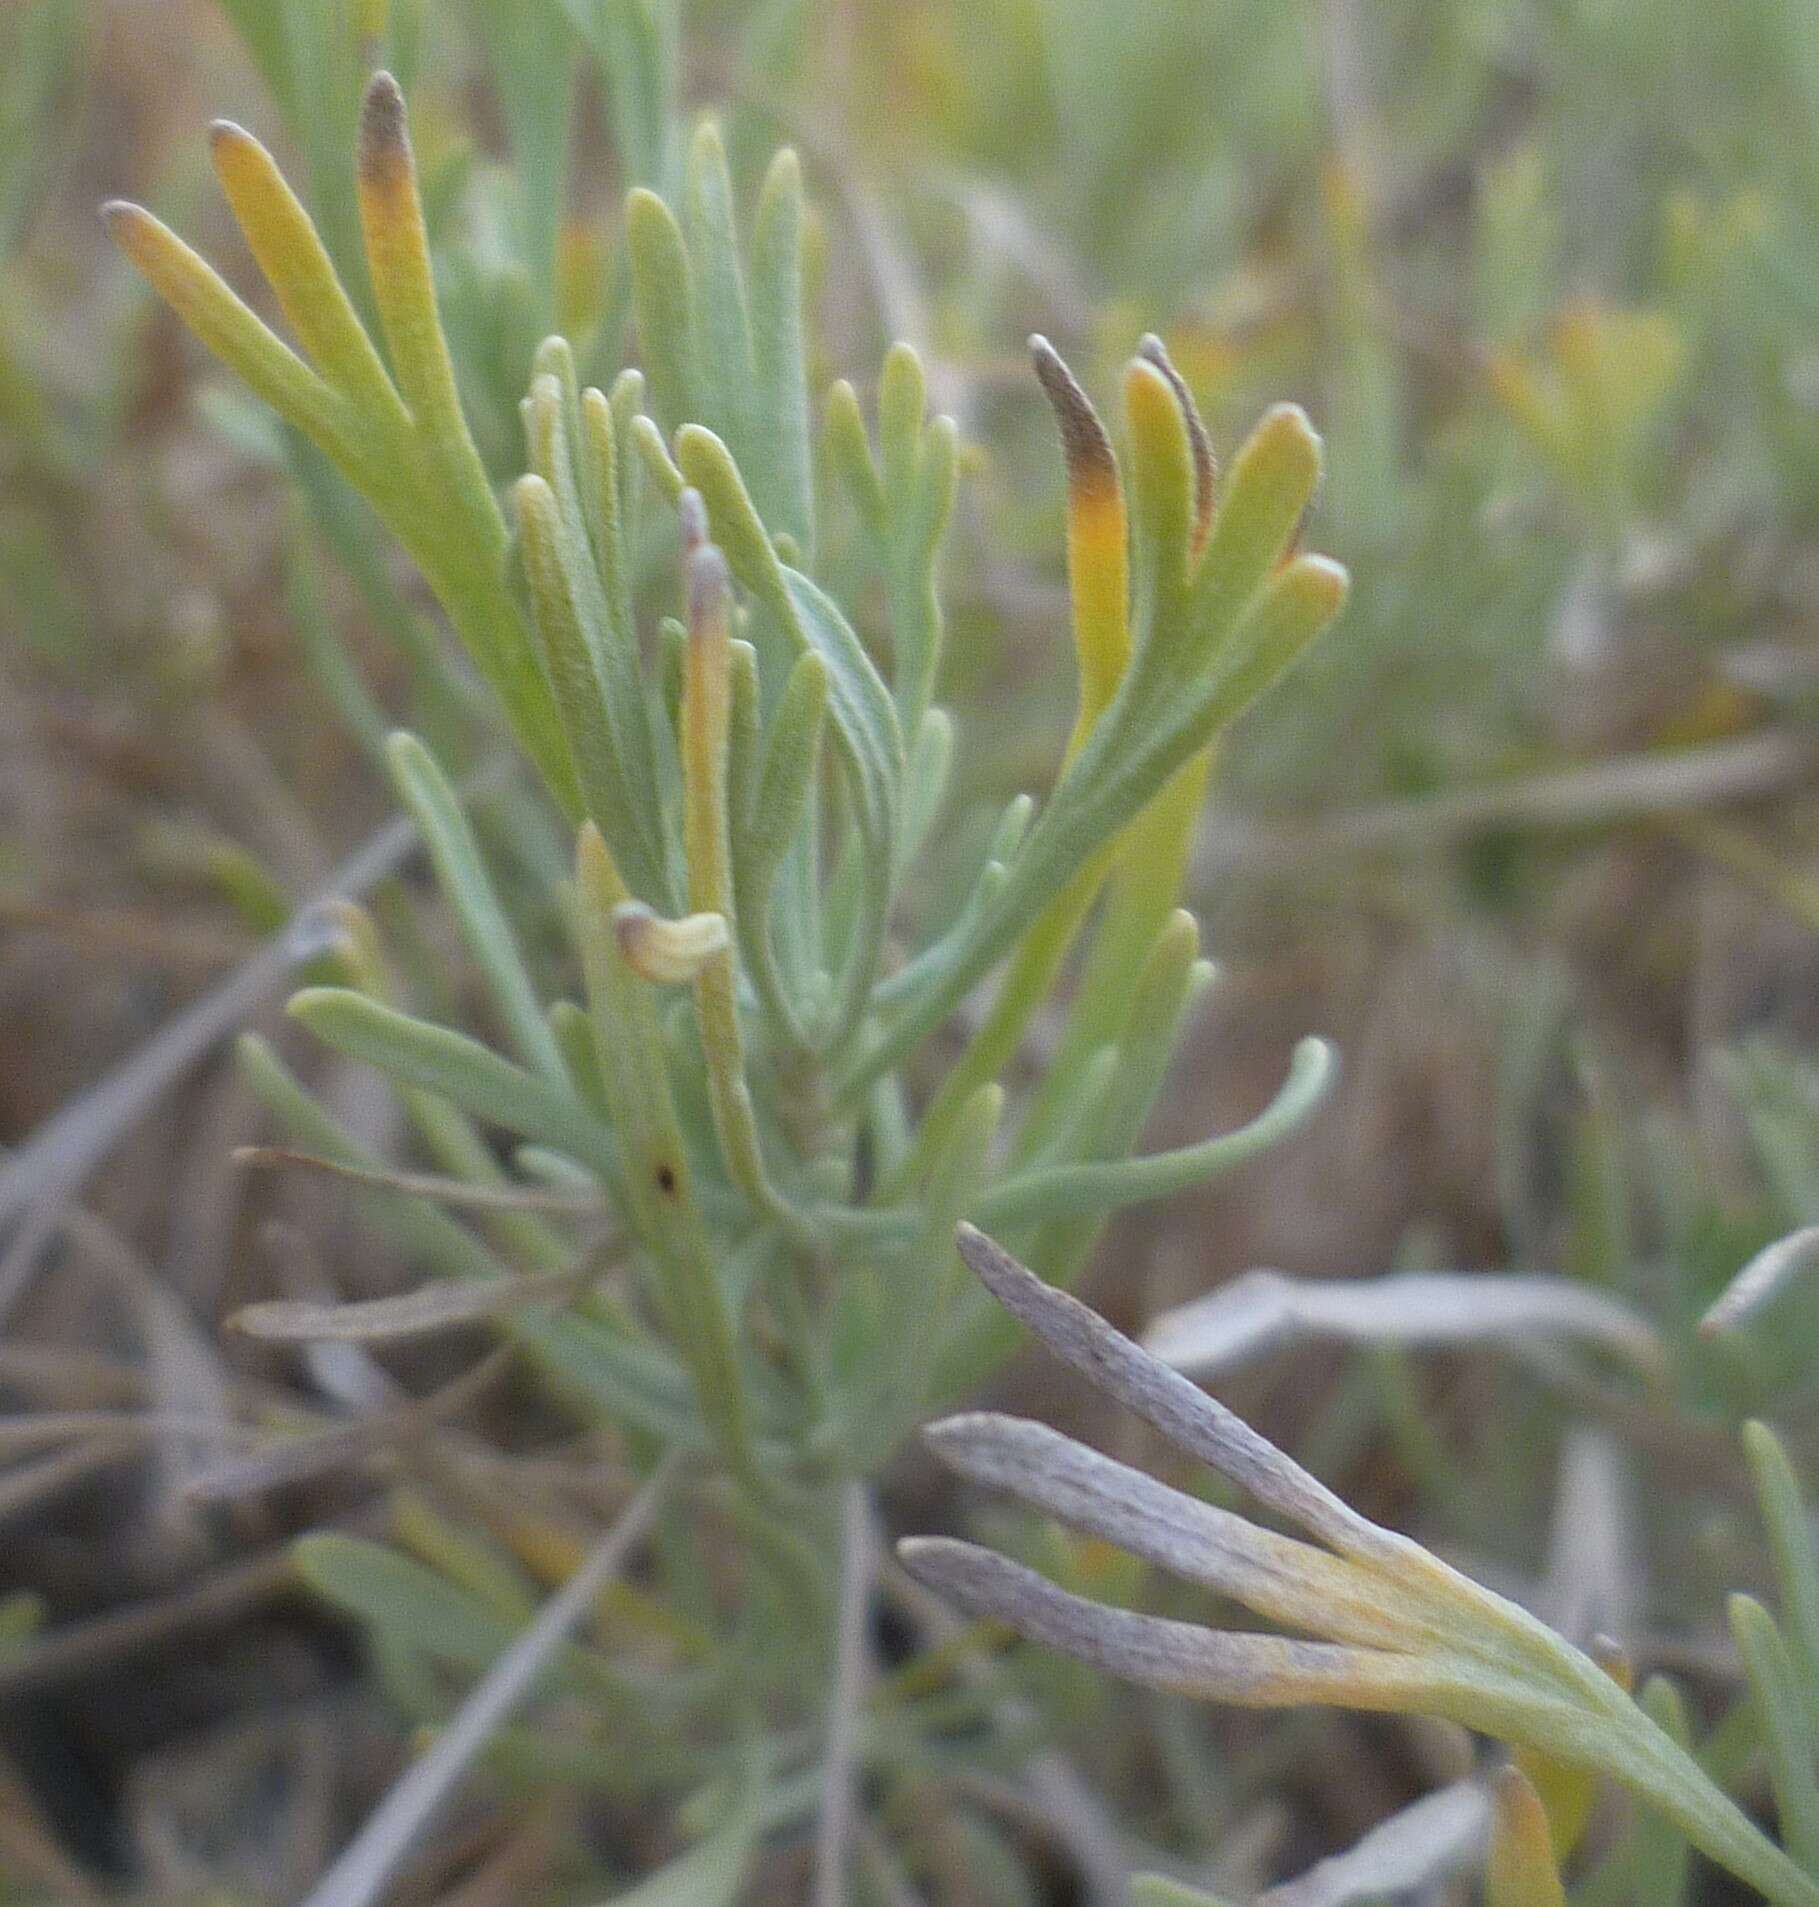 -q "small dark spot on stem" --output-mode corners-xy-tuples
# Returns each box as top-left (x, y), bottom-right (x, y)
(656, 1163), (678, 1196)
